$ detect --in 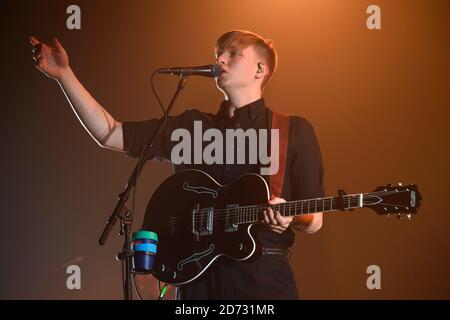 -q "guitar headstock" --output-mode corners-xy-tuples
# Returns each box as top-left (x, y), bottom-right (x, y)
(365, 183), (422, 219)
